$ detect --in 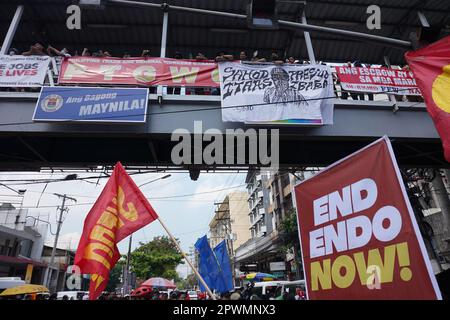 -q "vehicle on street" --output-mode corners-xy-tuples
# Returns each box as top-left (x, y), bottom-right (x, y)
(57, 291), (87, 300)
(0, 277), (26, 294)
(275, 280), (307, 300)
(251, 281), (290, 300)
(187, 290), (198, 300)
